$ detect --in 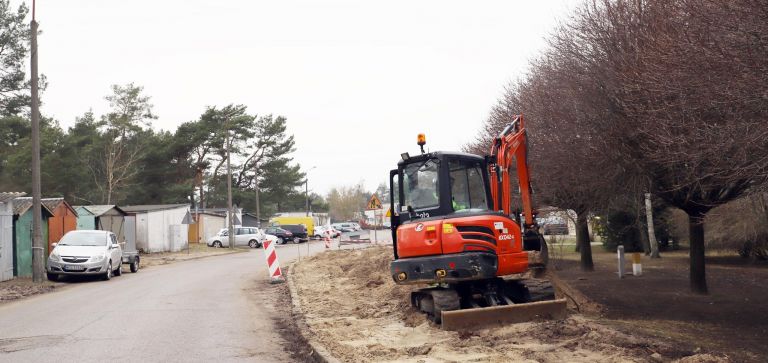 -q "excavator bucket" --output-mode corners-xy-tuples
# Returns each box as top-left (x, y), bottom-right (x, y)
(440, 299), (568, 330)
